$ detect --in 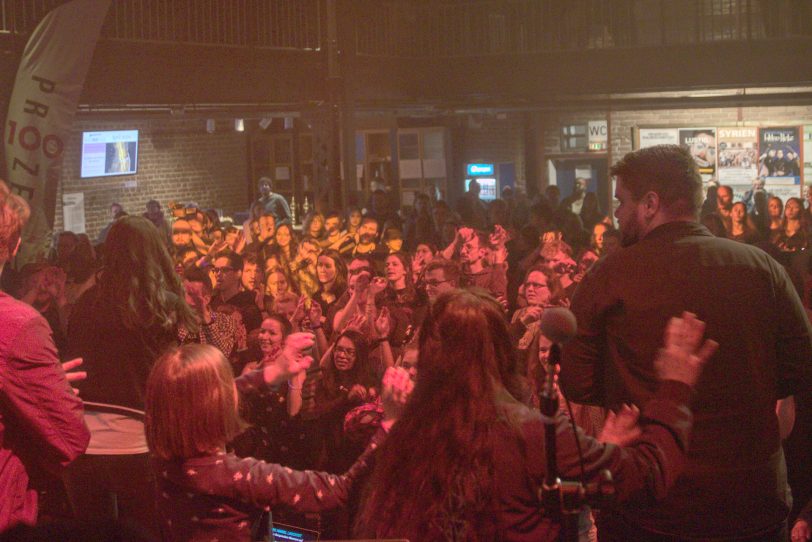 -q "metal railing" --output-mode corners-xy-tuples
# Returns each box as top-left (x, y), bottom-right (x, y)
(354, 0), (812, 57)
(0, 0), (322, 51)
